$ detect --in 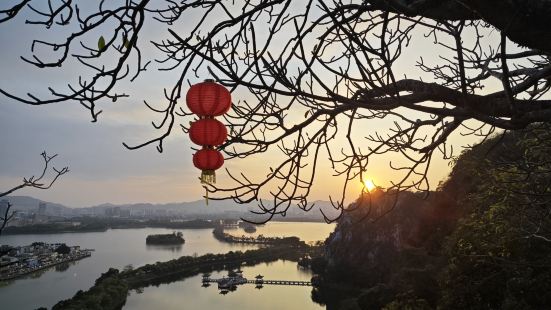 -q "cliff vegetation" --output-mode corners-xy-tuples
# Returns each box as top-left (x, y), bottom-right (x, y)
(317, 124), (551, 309)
